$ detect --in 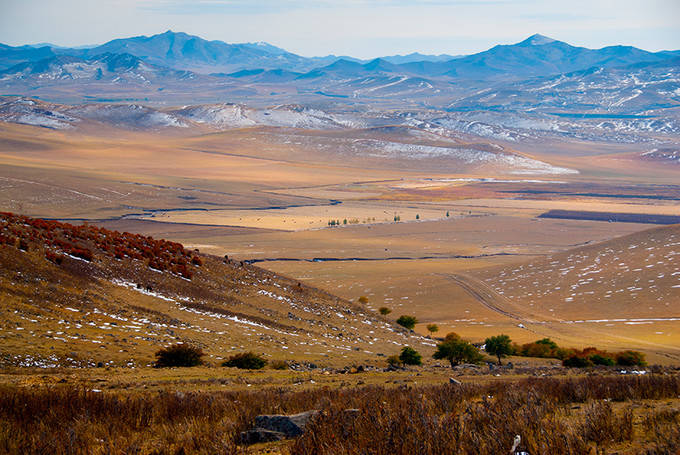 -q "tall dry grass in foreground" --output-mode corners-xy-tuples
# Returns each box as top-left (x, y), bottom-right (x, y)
(1, 375), (679, 454)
